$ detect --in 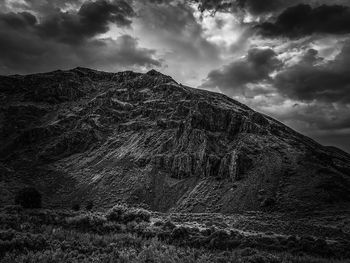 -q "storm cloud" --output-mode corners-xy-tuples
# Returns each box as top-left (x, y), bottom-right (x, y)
(258, 4), (350, 38)
(200, 48), (281, 95)
(36, 0), (135, 44)
(274, 45), (350, 103)
(194, 0), (289, 14)
(0, 0), (160, 74)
